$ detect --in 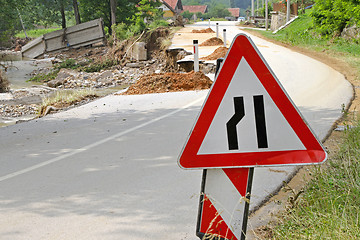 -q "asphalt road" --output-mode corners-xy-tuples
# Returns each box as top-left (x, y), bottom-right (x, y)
(0, 21), (353, 239)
